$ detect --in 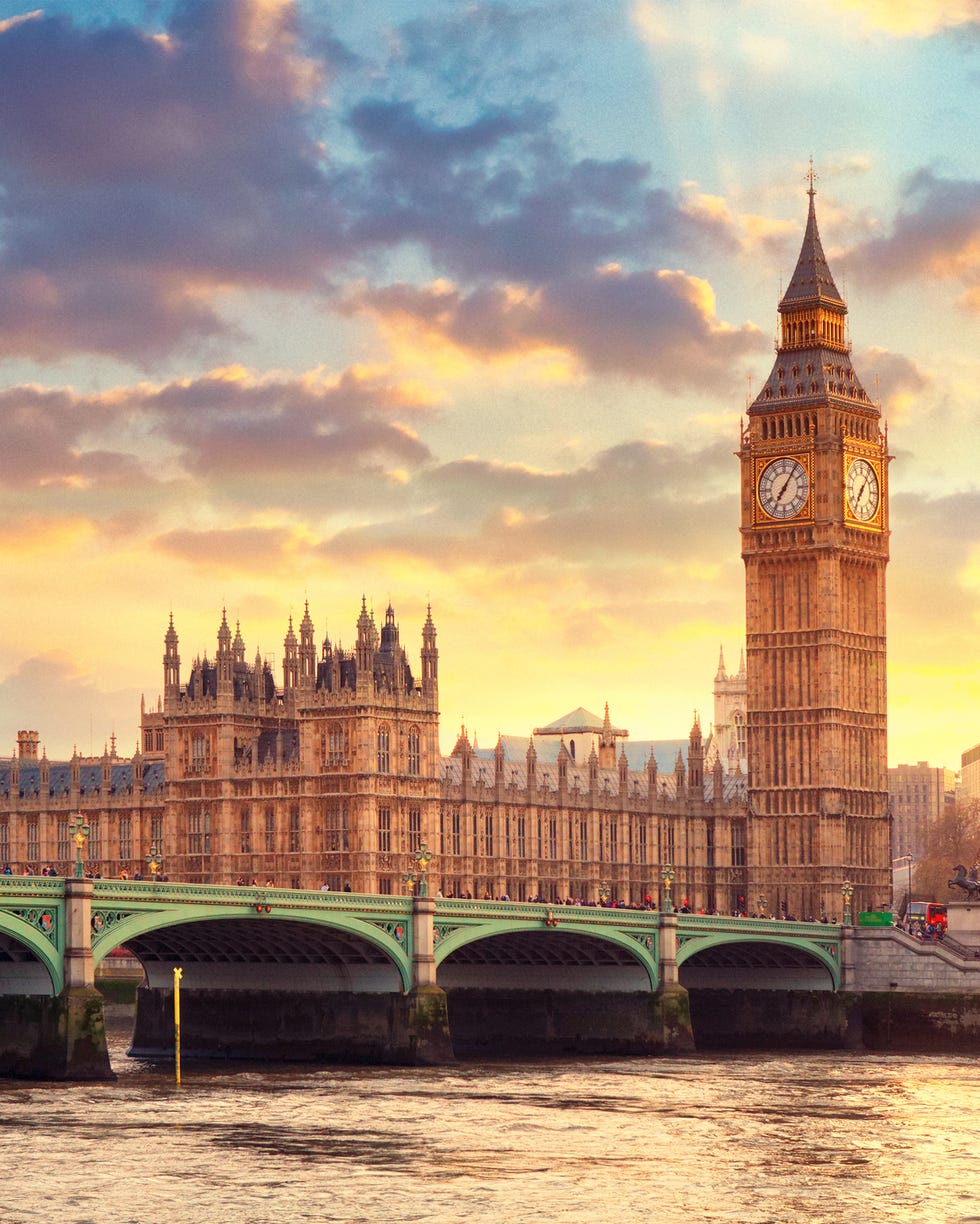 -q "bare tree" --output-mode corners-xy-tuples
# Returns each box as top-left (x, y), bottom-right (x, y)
(912, 800), (980, 901)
